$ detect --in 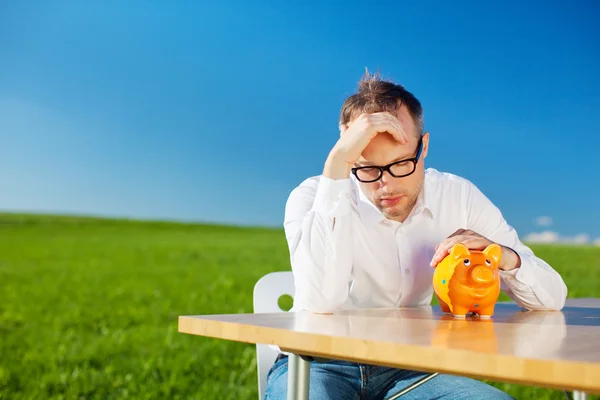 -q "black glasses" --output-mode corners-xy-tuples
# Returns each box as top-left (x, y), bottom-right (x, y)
(351, 136), (424, 183)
